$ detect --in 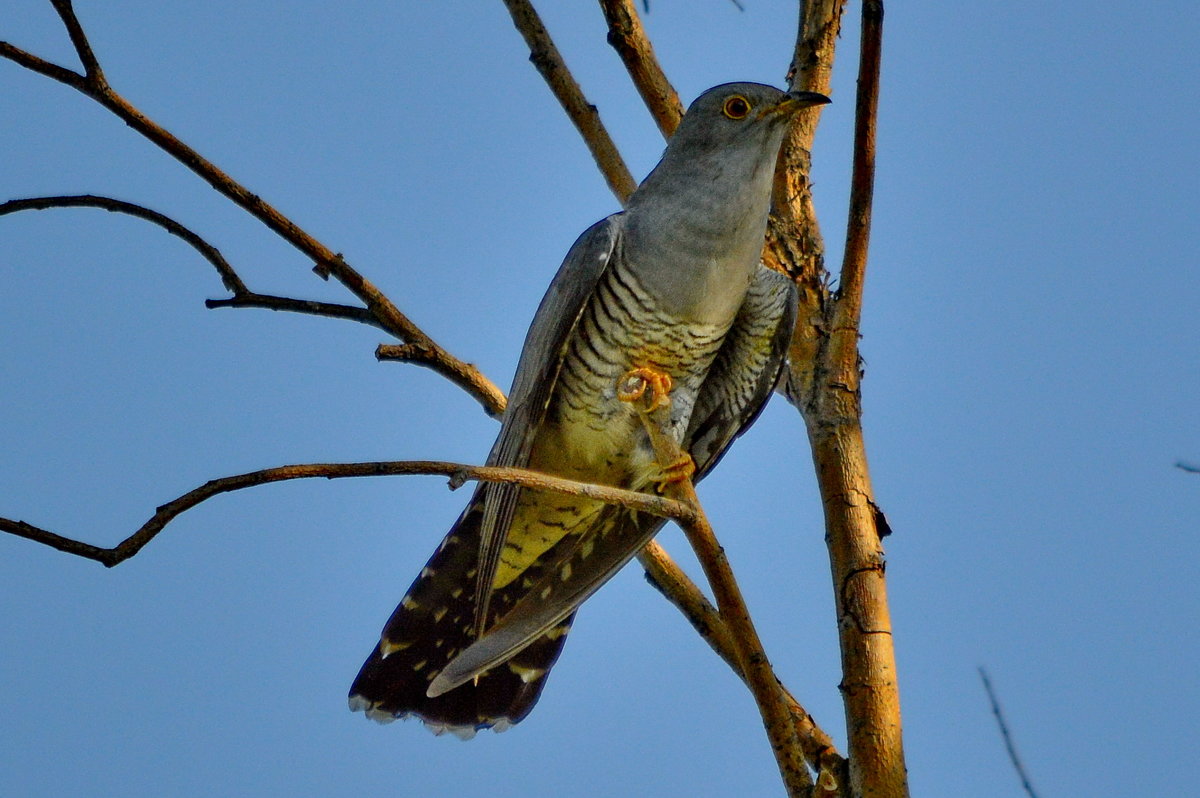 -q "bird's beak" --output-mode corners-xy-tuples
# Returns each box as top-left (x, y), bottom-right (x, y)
(760, 90), (831, 119)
